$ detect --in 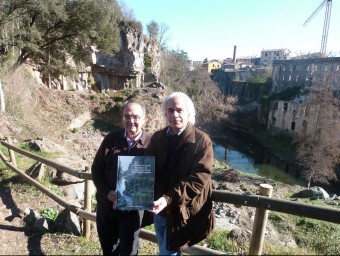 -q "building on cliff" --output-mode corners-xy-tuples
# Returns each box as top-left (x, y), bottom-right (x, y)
(268, 57), (340, 136)
(271, 57), (340, 93)
(260, 48), (291, 66)
(202, 60), (222, 74)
